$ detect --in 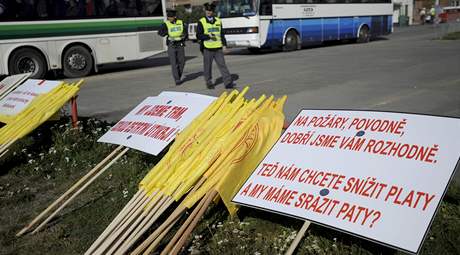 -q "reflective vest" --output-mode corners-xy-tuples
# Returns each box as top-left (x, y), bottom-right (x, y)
(165, 19), (184, 41)
(200, 17), (223, 49)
